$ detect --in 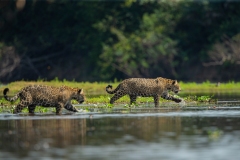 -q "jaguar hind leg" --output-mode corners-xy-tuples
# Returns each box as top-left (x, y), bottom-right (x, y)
(110, 92), (126, 104)
(129, 95), (137, 105)
(13, 103), (26, 114)
(13, 93), (31, 114)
